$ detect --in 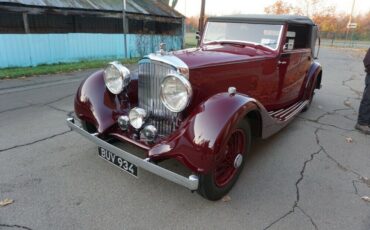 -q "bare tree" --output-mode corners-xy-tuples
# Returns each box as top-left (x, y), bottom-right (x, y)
(301, 0), (319, 17)
(264, 0), (293, 15)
